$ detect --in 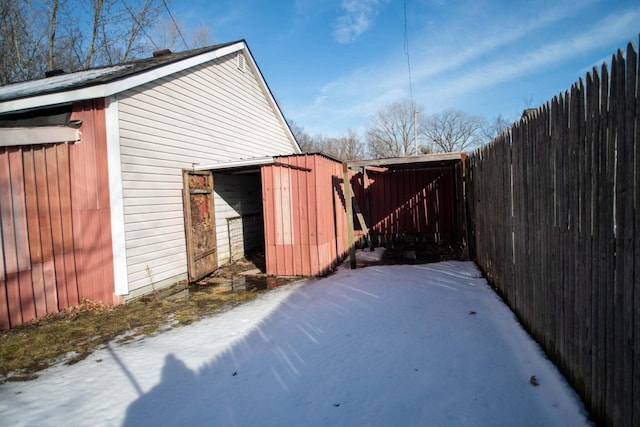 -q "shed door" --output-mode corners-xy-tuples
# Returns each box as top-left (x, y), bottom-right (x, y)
(183, 170), (217, 281)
